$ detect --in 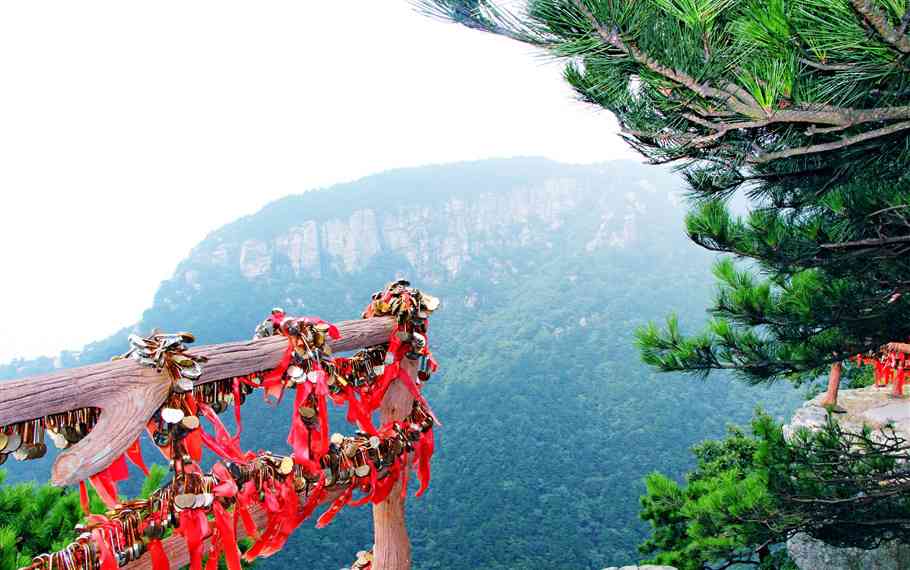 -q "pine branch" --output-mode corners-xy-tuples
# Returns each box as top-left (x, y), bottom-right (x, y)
(711, 559), (760, 570)
(799, 58), (856, 72)
(752, 120), (910, 163)
(868, 204), (910, 218)
(851, 0), (910, 54)
(758, 105), (910, 126)
(568, 0), (762, 116)
(820, 234), (910, 249)
(805, 124), (853, 135)
(899, 9), (910, 36)
(569, 0), (910, 165)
